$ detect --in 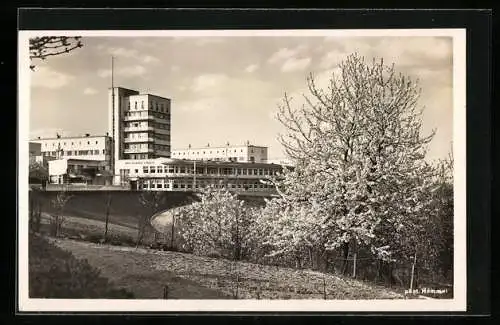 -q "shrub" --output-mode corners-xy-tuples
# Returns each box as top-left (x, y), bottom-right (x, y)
(29, 233), (134, 299)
